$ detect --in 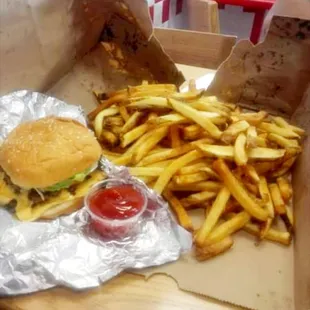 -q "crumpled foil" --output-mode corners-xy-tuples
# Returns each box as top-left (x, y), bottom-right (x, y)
(0, 91), (192, 296)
